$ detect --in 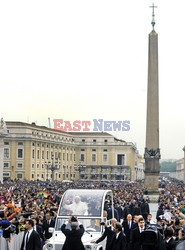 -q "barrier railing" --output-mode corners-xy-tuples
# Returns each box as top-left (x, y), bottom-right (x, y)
(0, 231), (24, 250)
